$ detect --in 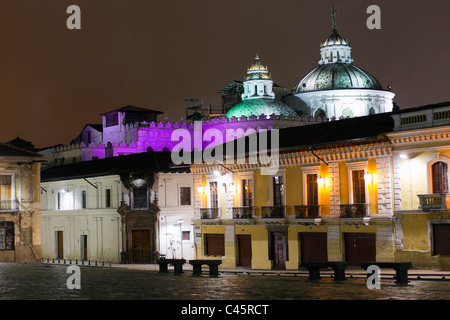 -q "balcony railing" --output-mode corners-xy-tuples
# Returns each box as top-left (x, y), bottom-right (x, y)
(232, 206), (255, 219)
(200, 207), (220, 219)
(0, 200), (19, 212)
(294, 205), (322, 218)
(339, 203), (369, 218)
(261, 205), (286, 218)
(418, 194), (448, 212)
